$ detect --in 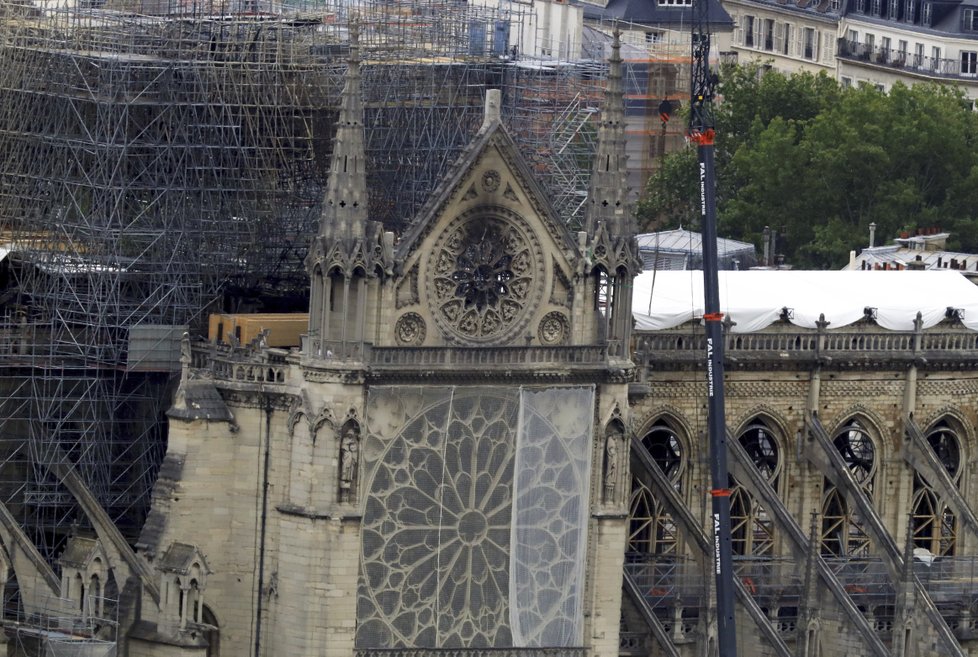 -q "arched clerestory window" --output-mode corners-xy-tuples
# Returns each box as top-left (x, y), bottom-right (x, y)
(729, 420), (782, 556)
(911, 420), (961, 556)
(627, 421), (685, 557)
(821, 419), (876, 556)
